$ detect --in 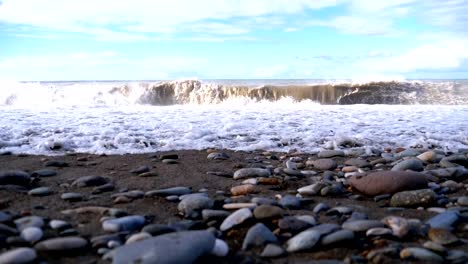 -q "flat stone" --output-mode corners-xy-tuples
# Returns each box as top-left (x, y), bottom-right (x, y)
(390, 189), (436, 207)
(28, 187), (52, 196)
(342, 220), (384, 232)
(233, 168), (270, 180)
(145, 186), (192, 197)
(318, 150), (345, 158)
(400, 247), (444, 263)
(31, 169), (57, 177)
(105, 231), (216, 264)
(428, 228), (459, 245)
(347, 171), (427, 196)
(242, 223), (277, 250)
(0, 247), (37, 264)
(220, 208), (252, 231)
(201, 209), (230, 221)
(279, 195), (301, 209)
(129, 166), (150, 174)
(311, 159), (337, 171)
(286, 229), (321, 252)
(207, 152), (230, 160)
(102, 215), (145, 232)
(71, 175), (109, 187)
(35, 236), (88, 253)
(345, 158), (371, 168)
(321, 229), (354, 246)
(391, 159), (424, 172)
(260, 244), (286, 258)
(253, 205), (284, 220)
(44, 161), (69, 167)
(61, 192), (83, 202)
(0, 170), (31, 186)
(278, 216), (312, 232)
(177, 194), (213, 218)
(310, 224), (341, 236)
